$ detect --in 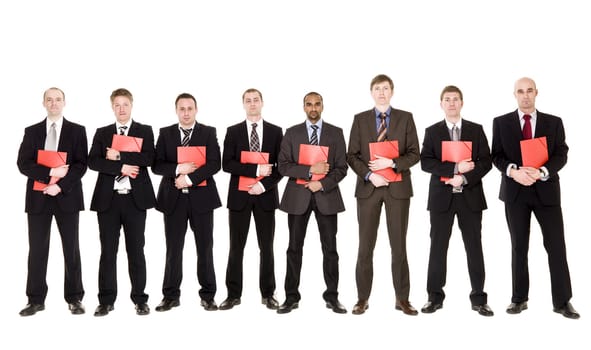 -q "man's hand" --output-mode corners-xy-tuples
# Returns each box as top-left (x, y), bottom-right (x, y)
(457, 158), (474, 174)
(248, 182), (265, 195)
(510, 167), (538, 186)
(106, 147), (120, 161)
(49, 164), (69, 178)
(175, 175), (190, 189)
(305, 180), (323, 193)
(368, 155), (393, 171)
(178, 162), (198, 175)
(259, 164), (273, 177)
(444, 174), (464, 187)
(310, 161), (329, 175)
(121, 164), (139, 177)
(369, 172), (389, 187)
(43, 184), (61, 196)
